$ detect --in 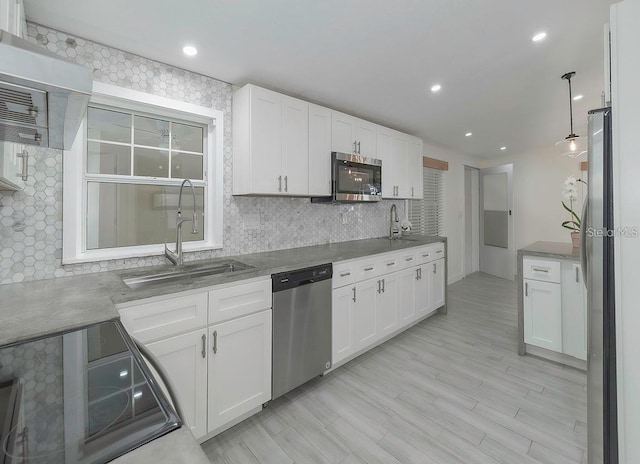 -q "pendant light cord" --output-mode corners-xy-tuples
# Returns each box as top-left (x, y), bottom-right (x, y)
(567, 75), (574, 135)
